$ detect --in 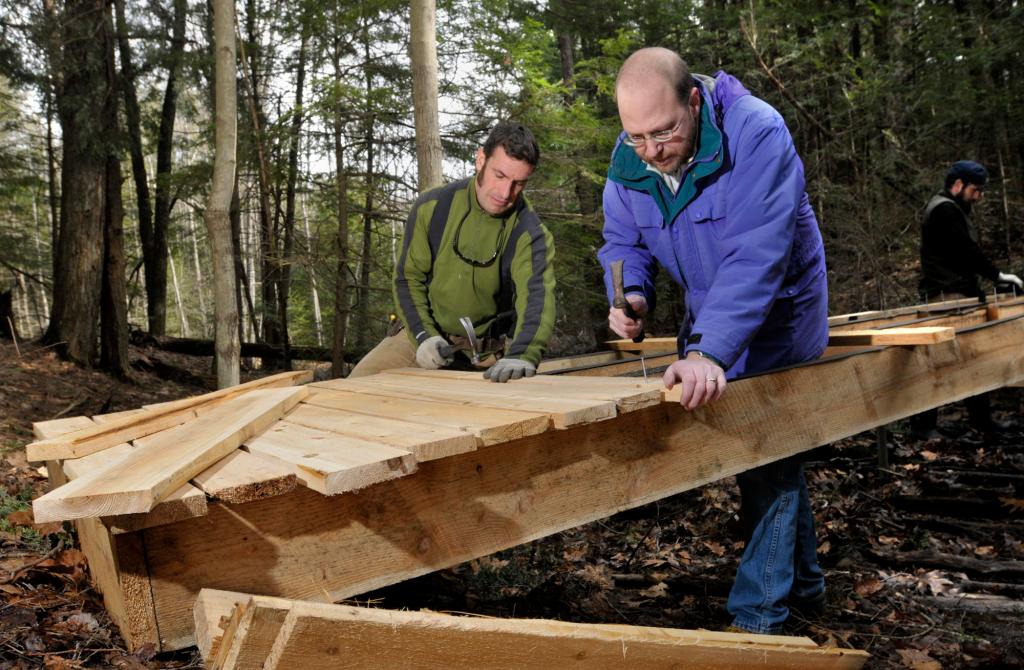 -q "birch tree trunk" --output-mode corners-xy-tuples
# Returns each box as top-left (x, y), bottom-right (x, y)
(204, 0), (240, 388)
(410, 0), (443, 191)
